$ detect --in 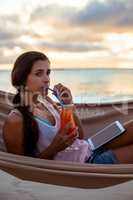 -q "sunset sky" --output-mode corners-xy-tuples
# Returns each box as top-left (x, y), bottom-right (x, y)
(0, 0), (133, 69)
